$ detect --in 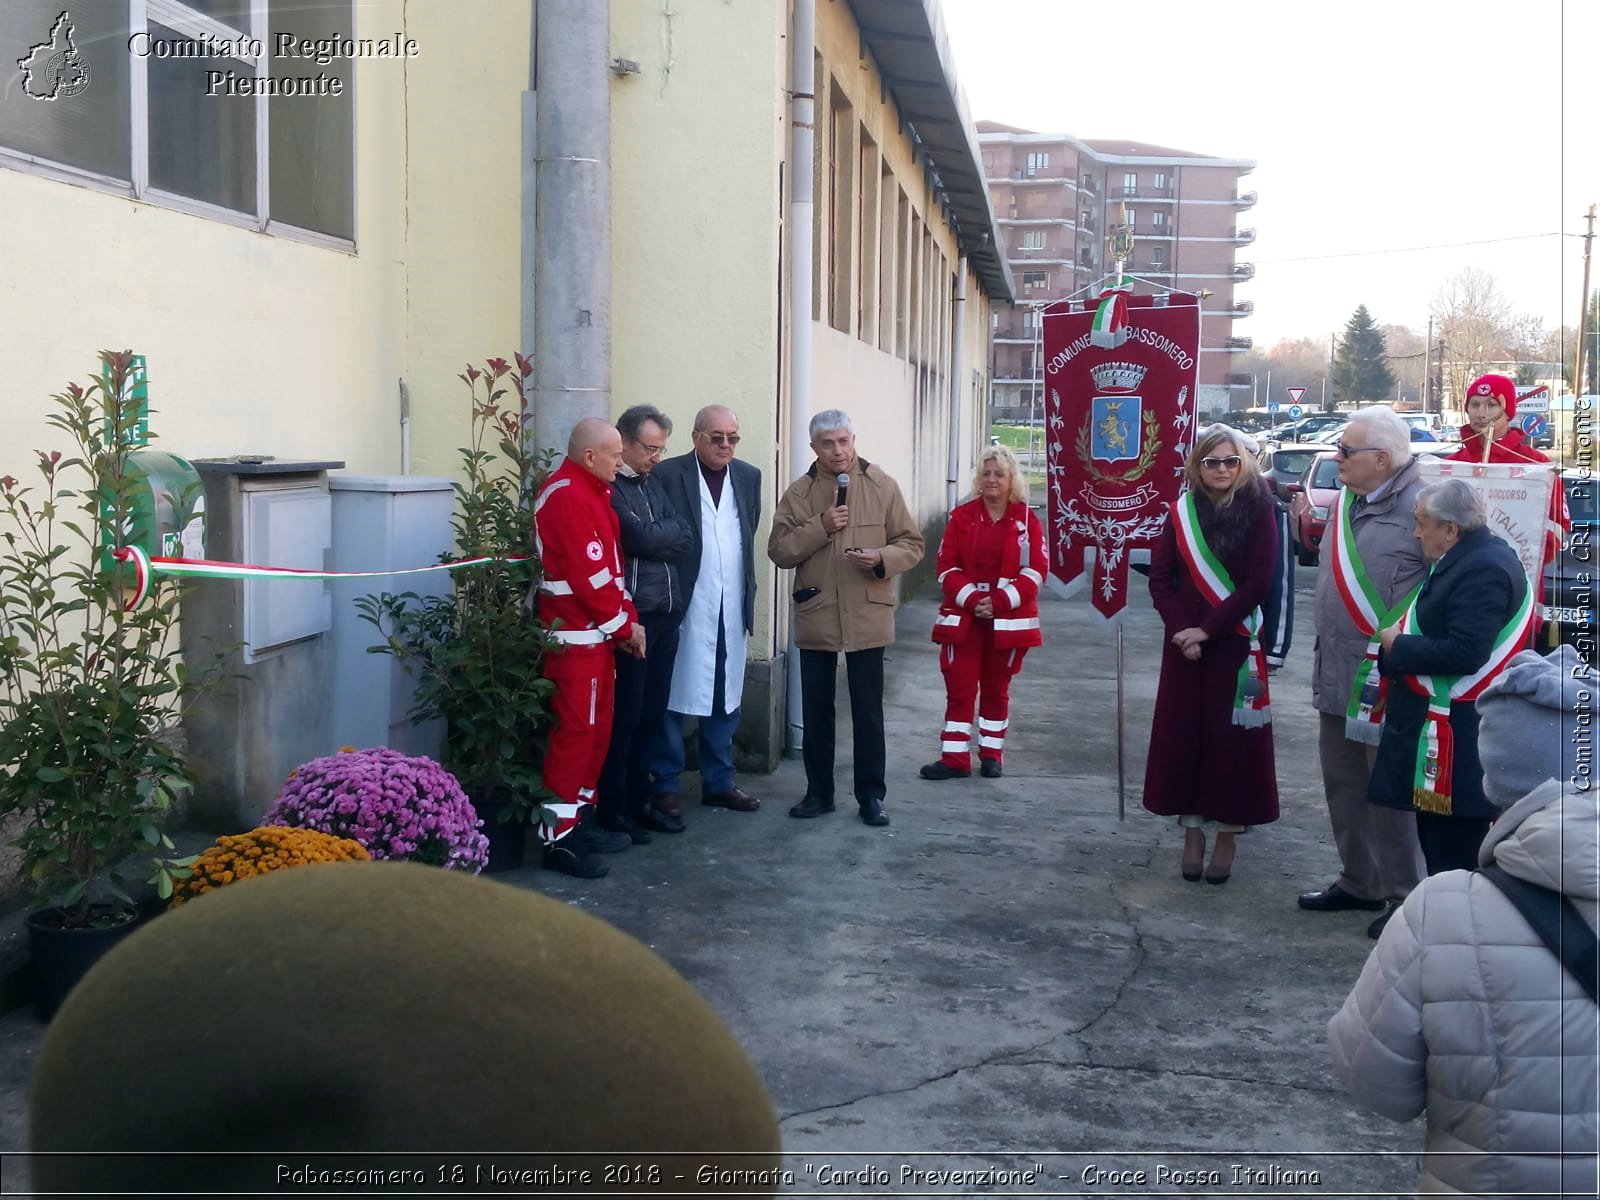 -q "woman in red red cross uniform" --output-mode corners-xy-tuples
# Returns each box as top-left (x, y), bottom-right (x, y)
(922, 445), (1047, 781)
